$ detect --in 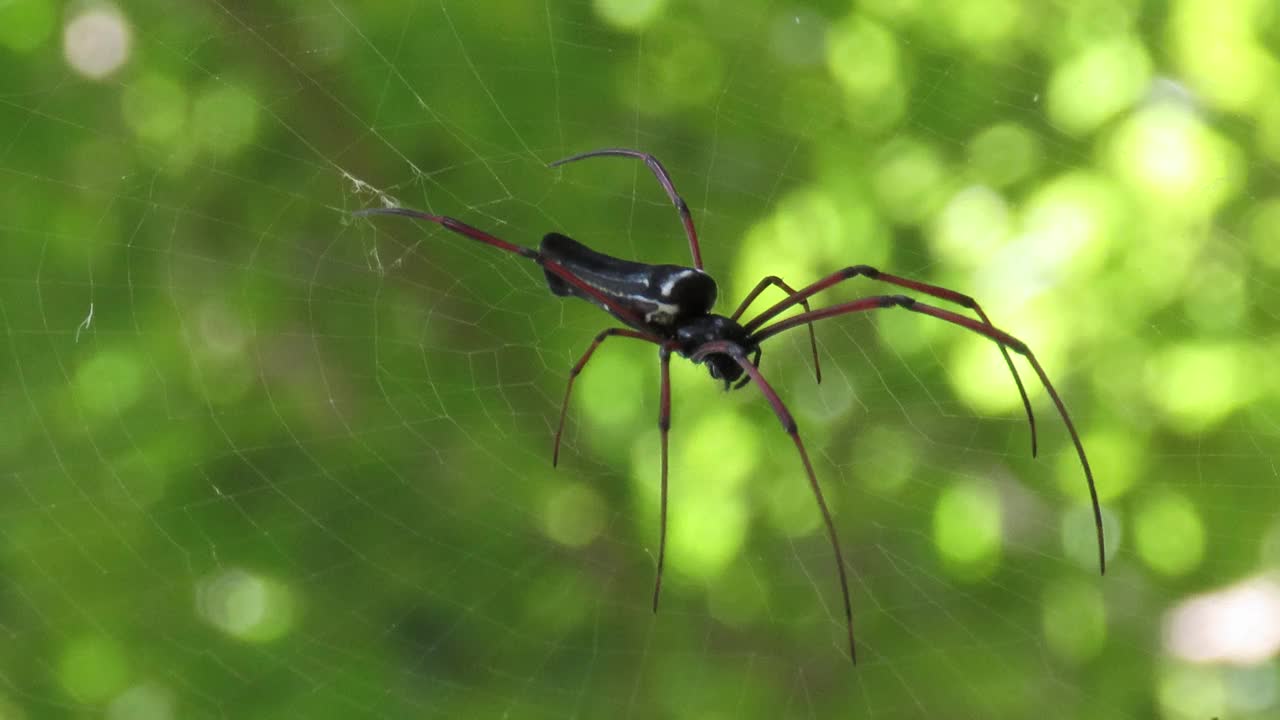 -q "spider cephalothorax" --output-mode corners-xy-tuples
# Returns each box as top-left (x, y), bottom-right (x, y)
(356, 147), (1104, 665)
(673, 314), (759, 388)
